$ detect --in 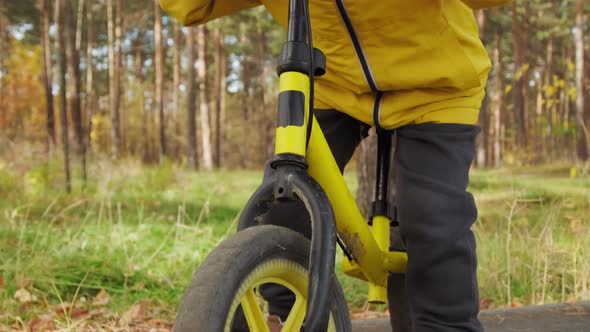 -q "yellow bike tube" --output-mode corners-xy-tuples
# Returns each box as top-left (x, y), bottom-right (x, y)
(367, 215), (391, 303)
(276, 72), (406, 296)
(275, 71), (310, 156)
(306, 118), (388, 287)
